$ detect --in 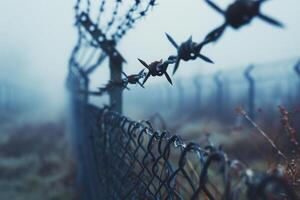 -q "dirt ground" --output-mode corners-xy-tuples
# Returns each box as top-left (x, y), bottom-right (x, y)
(0, 114), (77, 200)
